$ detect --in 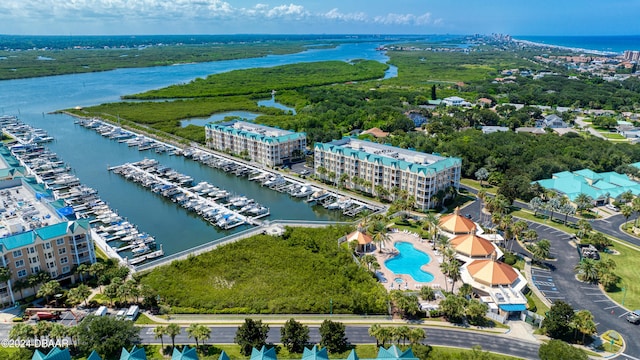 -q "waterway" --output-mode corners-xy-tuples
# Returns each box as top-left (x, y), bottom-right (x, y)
(0, 41), (395, 256)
